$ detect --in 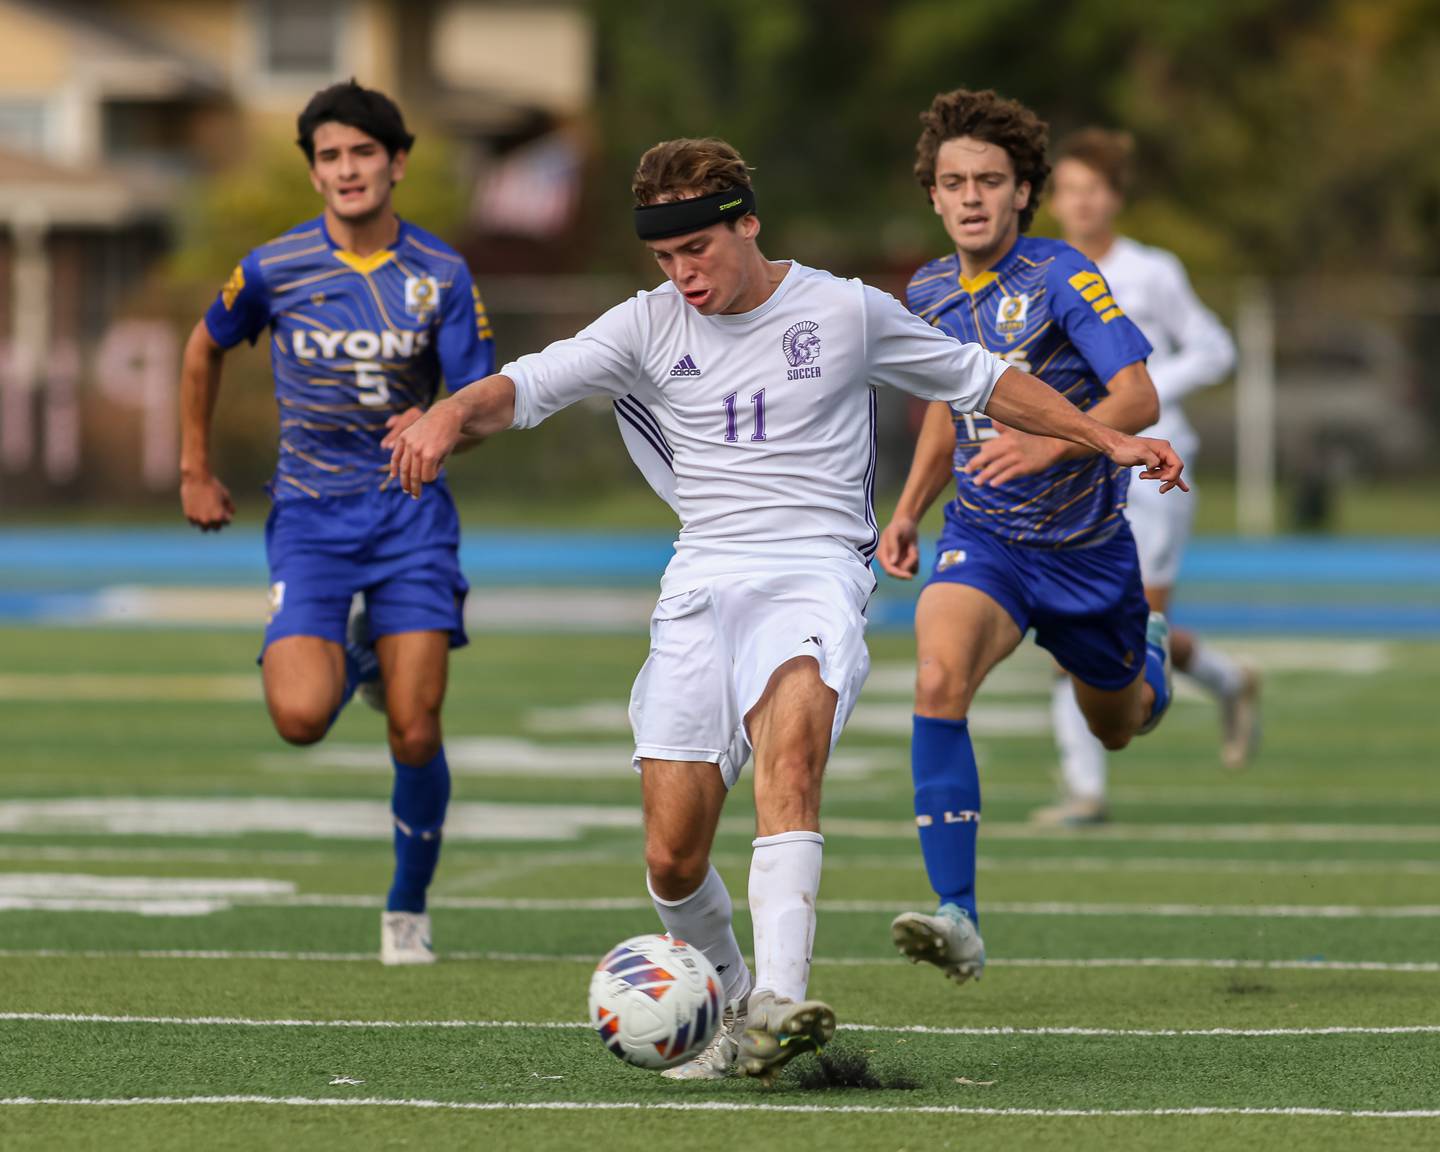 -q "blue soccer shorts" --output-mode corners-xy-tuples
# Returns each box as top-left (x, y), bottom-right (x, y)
(262, 482), (469, 654)
(923, 507), (1149, 691)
